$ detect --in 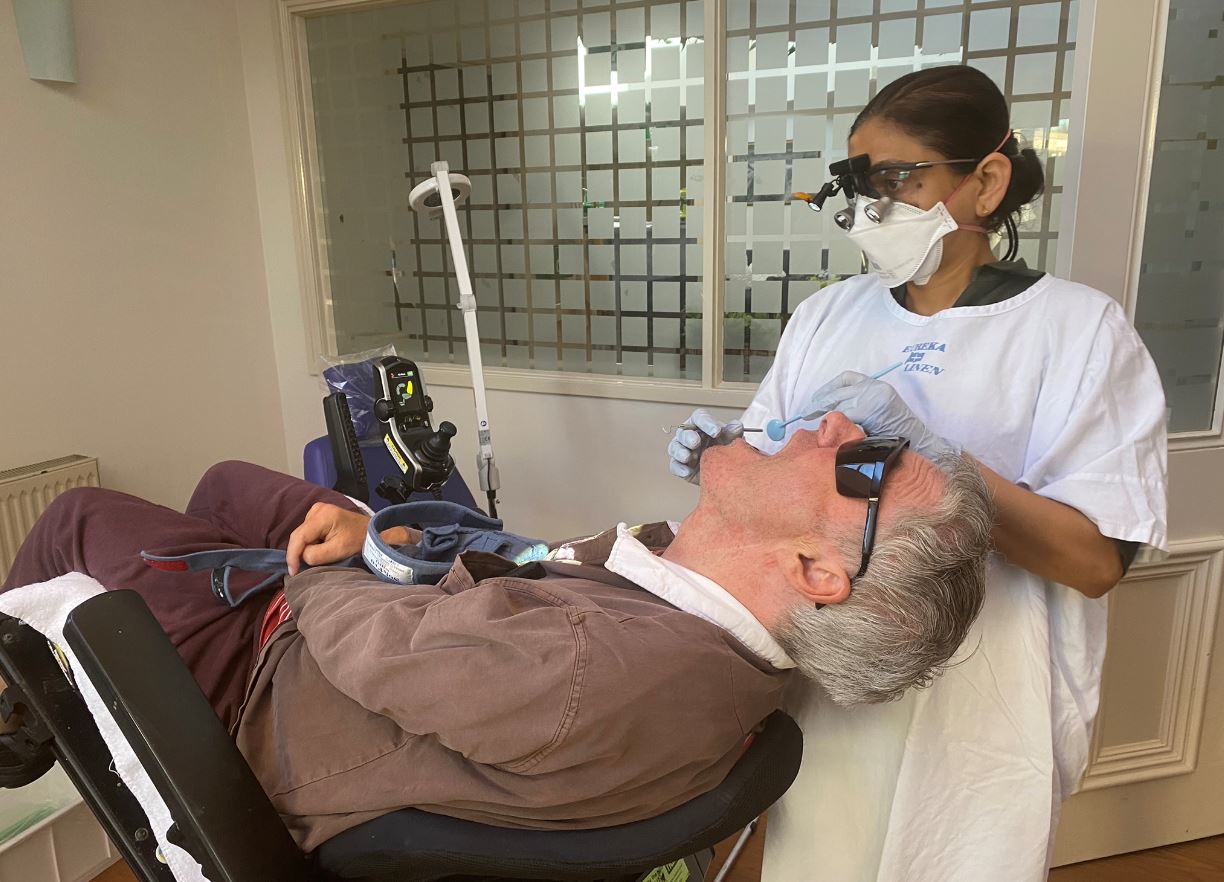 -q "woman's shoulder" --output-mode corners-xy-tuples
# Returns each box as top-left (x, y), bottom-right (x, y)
(1028, 274), (1125, 321)
(1019, 276), (1158, 382)
(1027, 275), (1146, 346)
